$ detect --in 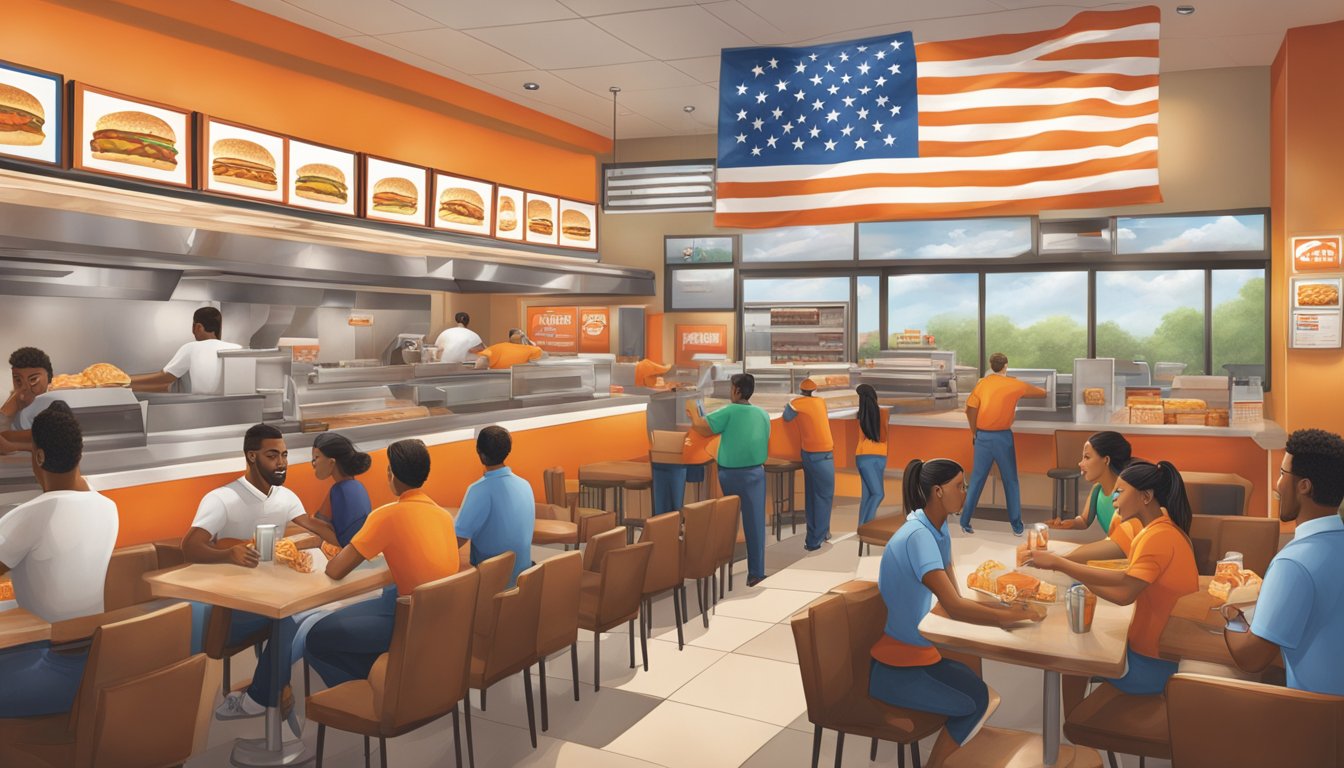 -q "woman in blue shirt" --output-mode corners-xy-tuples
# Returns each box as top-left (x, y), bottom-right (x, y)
(310, 432), (372, 546)
(870, 458), (1042, 767)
